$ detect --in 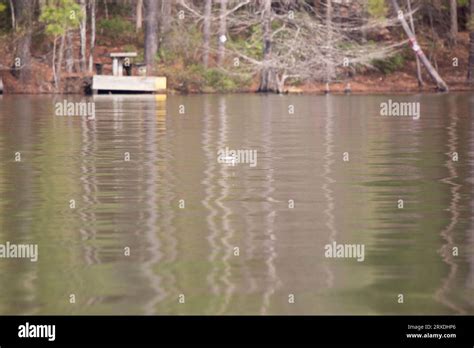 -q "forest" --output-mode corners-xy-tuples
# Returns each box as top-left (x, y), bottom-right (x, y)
(0, 0), (473, 94)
